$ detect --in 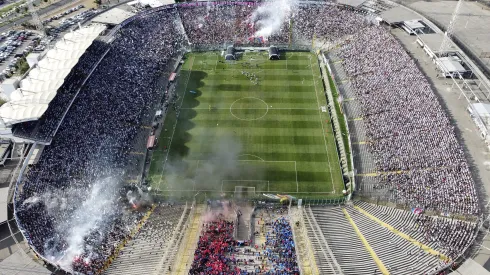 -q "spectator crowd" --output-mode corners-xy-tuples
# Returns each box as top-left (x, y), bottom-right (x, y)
(263, 216), (299, 274)
(15, 7), (187, 274)
(10, 1), (479, 274)
(190, 217), (241, 275)
(333, 26), (478, 215)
